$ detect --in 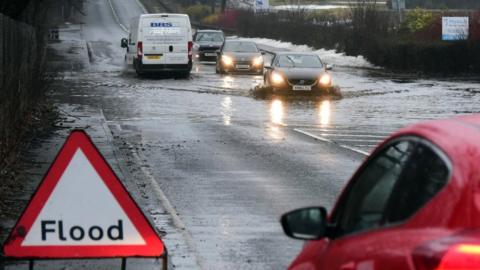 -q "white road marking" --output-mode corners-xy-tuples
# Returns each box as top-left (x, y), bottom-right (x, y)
(317, 133), (386, 139)
(303, 128), (394, 135)
(293, 128), (370, 157)
(329, 138), (381, 143)
(102, 114), (204, 269)
(134, 0), (148, 13)
(127, 139), (206, 269)
(107, 0), (129, 33)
